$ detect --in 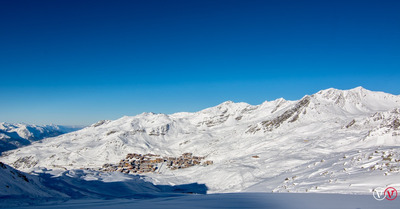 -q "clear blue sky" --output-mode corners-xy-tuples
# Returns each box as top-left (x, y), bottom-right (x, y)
(1, 0), (399, 125)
